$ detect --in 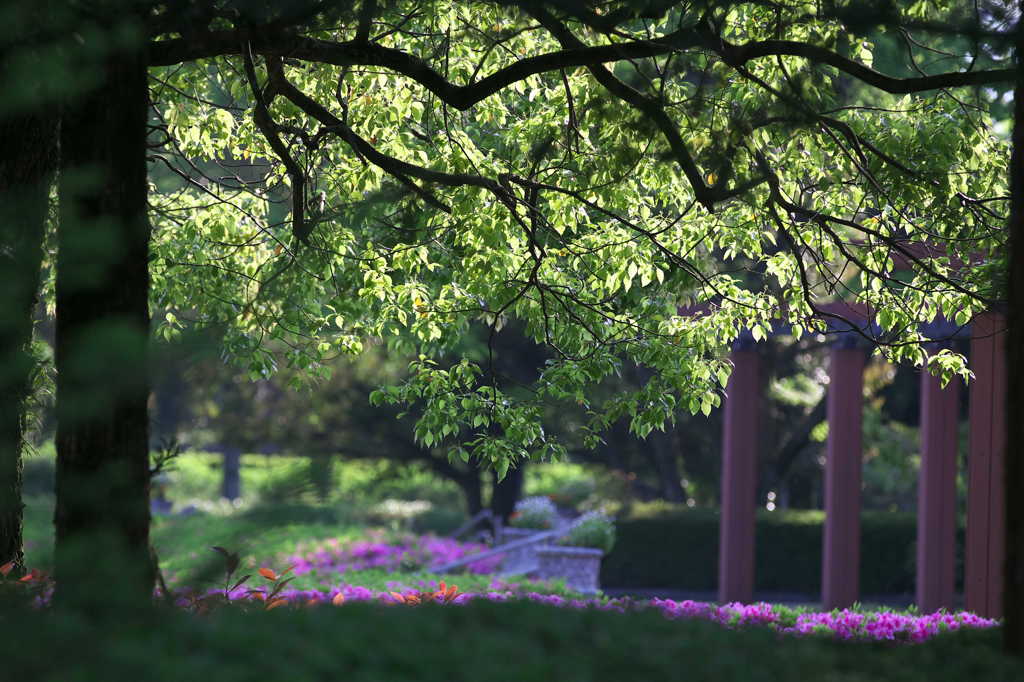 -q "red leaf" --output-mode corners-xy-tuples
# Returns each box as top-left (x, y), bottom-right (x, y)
(267, 598), (288, 610)
(258, 567), (277, 581)
(389, 591), (406, 603)
(0, 561), (14, 578)
(332, 592), (346, 606)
